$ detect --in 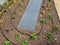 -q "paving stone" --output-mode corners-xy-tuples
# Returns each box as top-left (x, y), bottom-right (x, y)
(18, 0), (42, 30)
